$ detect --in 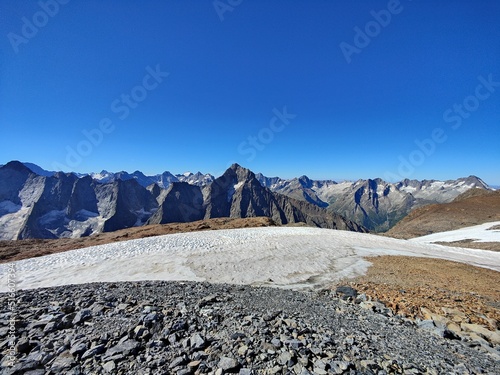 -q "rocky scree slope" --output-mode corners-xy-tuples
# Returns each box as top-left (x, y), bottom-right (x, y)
(1, 281), (499, 374)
